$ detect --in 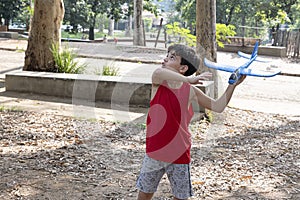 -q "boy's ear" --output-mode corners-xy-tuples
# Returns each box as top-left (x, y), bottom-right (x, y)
(179, 65), (188, 74)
